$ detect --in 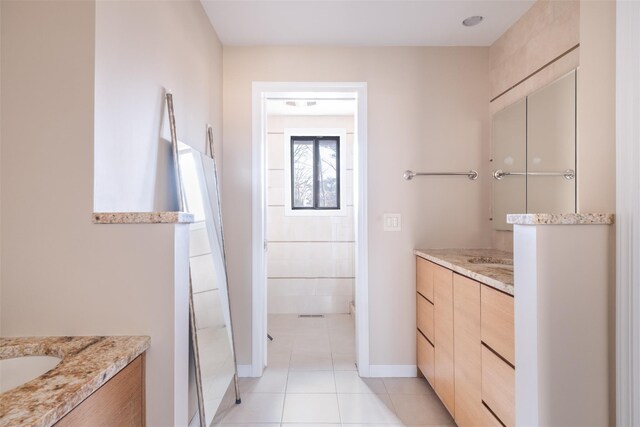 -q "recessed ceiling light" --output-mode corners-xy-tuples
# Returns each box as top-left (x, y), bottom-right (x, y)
(462, 15), (484, 27)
